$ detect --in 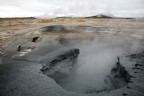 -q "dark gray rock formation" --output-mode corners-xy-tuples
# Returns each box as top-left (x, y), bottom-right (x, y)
(49, 49), (79, 67)
(41, 49), (80, 83)
(109, 57), (131, 89)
